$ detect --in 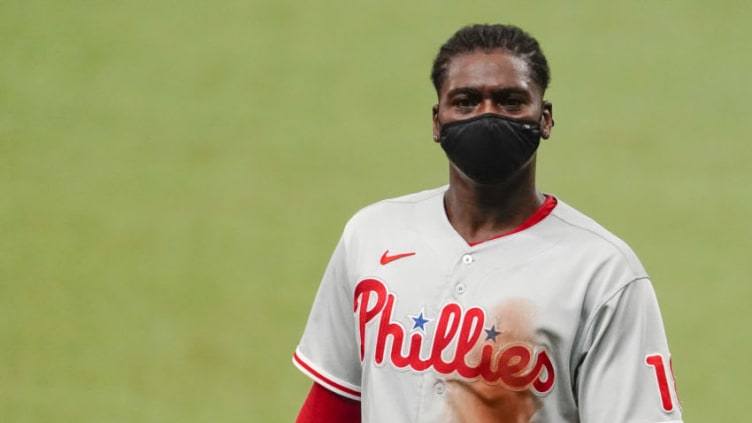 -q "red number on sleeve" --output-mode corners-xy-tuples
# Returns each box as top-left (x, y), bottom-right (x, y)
(645, 354), (675, 412)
